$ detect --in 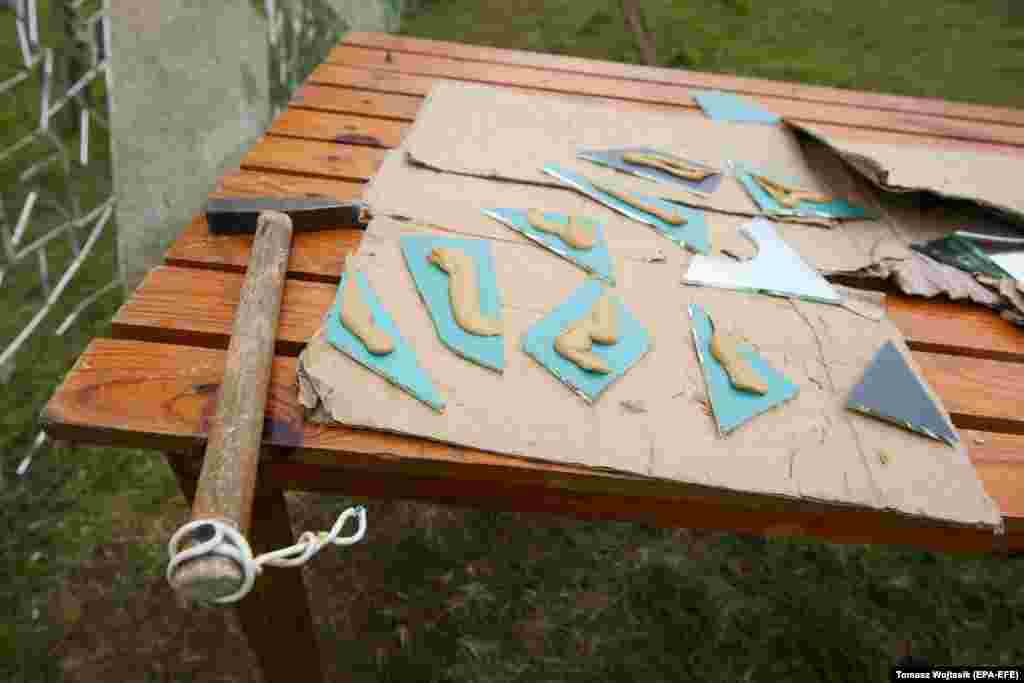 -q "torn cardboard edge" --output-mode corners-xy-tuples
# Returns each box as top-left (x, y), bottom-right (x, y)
(786, 121), (1024, 227)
